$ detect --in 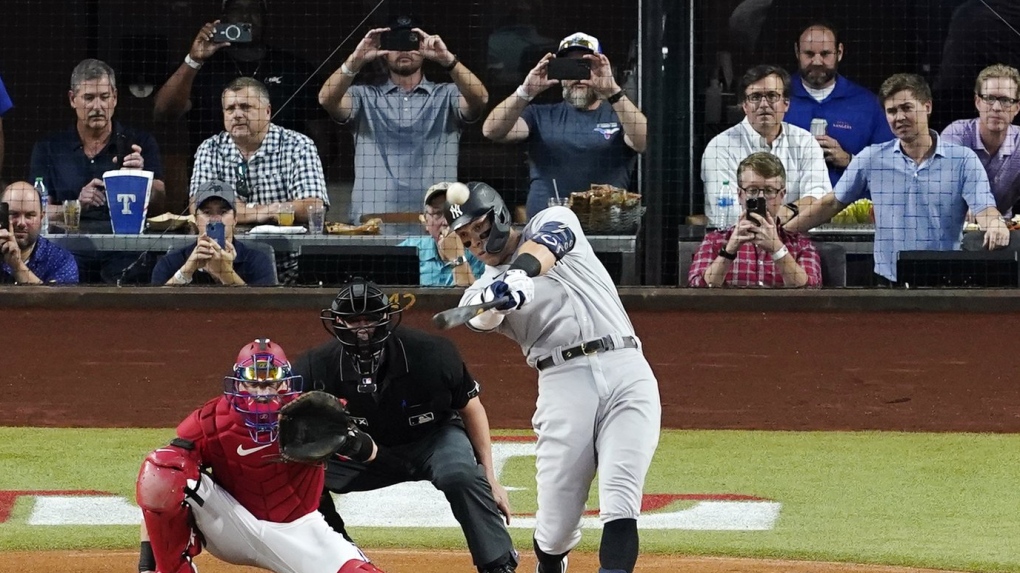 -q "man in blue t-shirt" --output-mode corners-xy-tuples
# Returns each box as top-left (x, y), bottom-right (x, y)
(0, 182), (78, 284)
(784, 22), (894, 186)
(482, 32), (648, 220)
(398, 181), (485, 286)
